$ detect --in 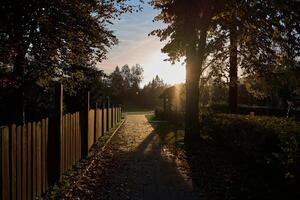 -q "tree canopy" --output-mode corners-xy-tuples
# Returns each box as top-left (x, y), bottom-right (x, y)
(0, 0), (138, 122)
